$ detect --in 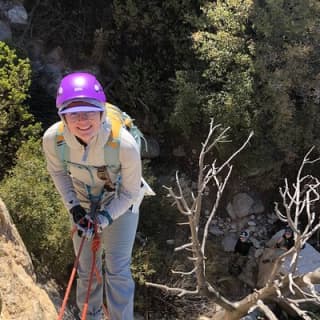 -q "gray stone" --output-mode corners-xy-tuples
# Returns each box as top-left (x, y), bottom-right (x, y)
(230, 193), (254, 218)
(7, 5), (28, 25)
(266, 229), (284, 248)
(247, 226), (256, 234)
(0, 21), (11, 41)
(250, 237), (261, 249)
(249, 199), (264, 214)
(267, 213), (279, 223)
(238, 217), (250, 231)
(222, 234), (238, 252)
(281, 243), (320, 292)
(226, 202), (237, 219)
(209, 225), (224, 236)
(230, 222), (237, 229)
